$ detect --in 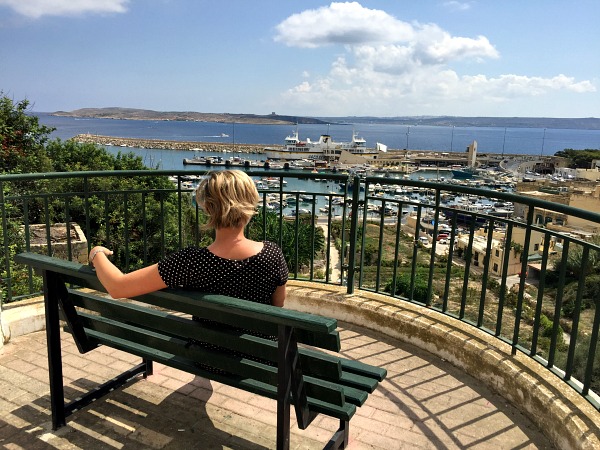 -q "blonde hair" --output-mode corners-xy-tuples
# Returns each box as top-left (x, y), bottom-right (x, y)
(196, 170), (259, 229)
